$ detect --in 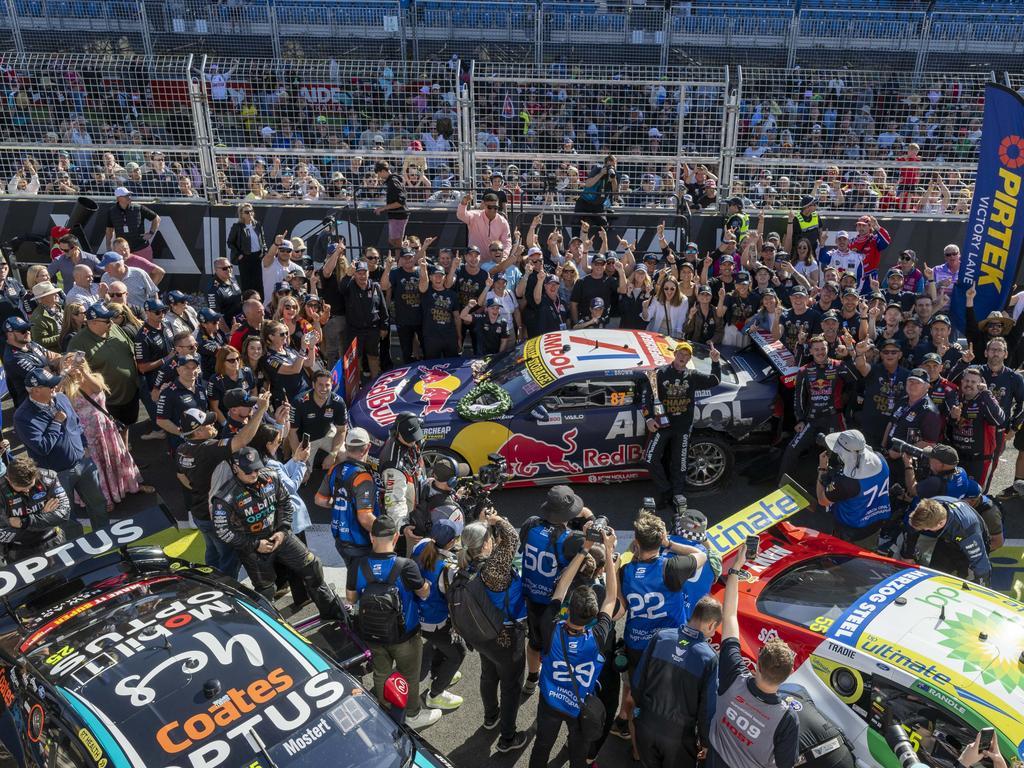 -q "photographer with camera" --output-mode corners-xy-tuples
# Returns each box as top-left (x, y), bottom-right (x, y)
(898, 443), (1004, 561)
(908, 497), (992, 584)
(640, 340), (721, 508)
(409, 456), (466, 541)
(575, 155), (619, 234)
(815, 430), (891, 550)
(519, 485), (588, 697)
